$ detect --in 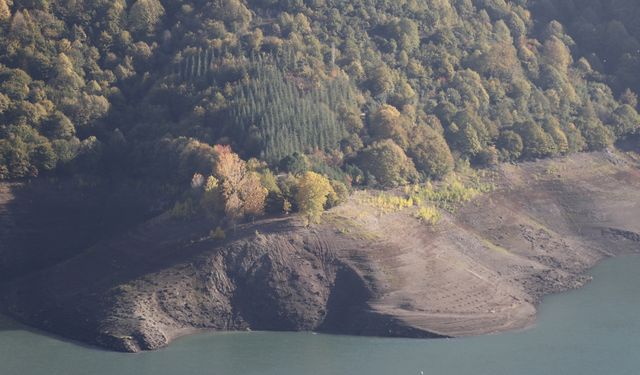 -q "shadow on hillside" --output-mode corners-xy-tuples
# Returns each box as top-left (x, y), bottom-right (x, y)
(616, 135), (640, 153)
(0, 178), (160, 283)
(0, 189), (302, 311)
(0, 314), (21, 331)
